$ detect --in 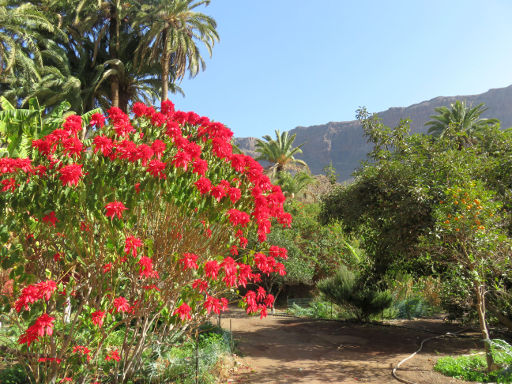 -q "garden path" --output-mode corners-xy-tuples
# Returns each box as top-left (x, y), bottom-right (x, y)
(222, 310), (479, 384)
